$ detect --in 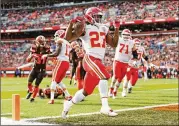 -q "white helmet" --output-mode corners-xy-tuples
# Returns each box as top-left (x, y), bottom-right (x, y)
(121, 29), (132, 41)
(133, 38), (141, 49)
(54, 30), (65, 42)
